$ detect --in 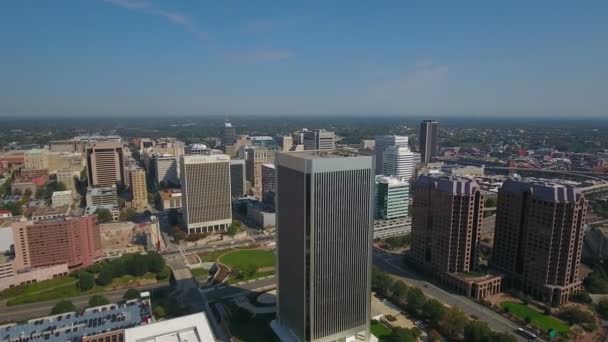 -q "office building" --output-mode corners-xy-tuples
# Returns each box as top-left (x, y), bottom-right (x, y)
(222, 121), (237, 147)
(159, 188), (182, 210)
(86, 186), (118, 207)
(382, 146), (417, 182)
(276, 136), (294, 152)
(302, 129), (336, 151)
(491, 178), (588, 306)
(419, 120), (438, 164)
(373, 217), (411, 239)
(249, 136), (277, 149)
(262, 163), (276, 206)
(130, 168), (148, 209)
(375, 176), (408, 219)
(24, 149), (48, 170)
(374, 135), (408, 175)
(409, 175), (501, 300)
(246, 148), (274, 198)
(180, 155), (232, 233)
(86, 141), (125, 187)
(186, 144), (210, 155)
(11, 216), (102, 270)
(51, 190), (72, 207)
(272, 151), (374, 342)
(154, 154), (179, 186)
(230, 159), (246, 198)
